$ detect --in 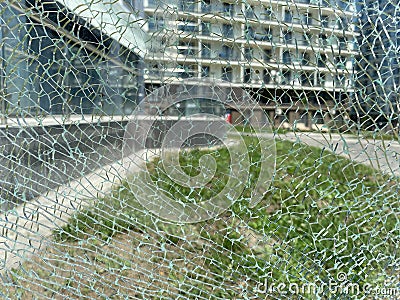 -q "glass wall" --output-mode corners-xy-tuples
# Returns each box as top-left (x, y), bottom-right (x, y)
(0, 1), (140, 118)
